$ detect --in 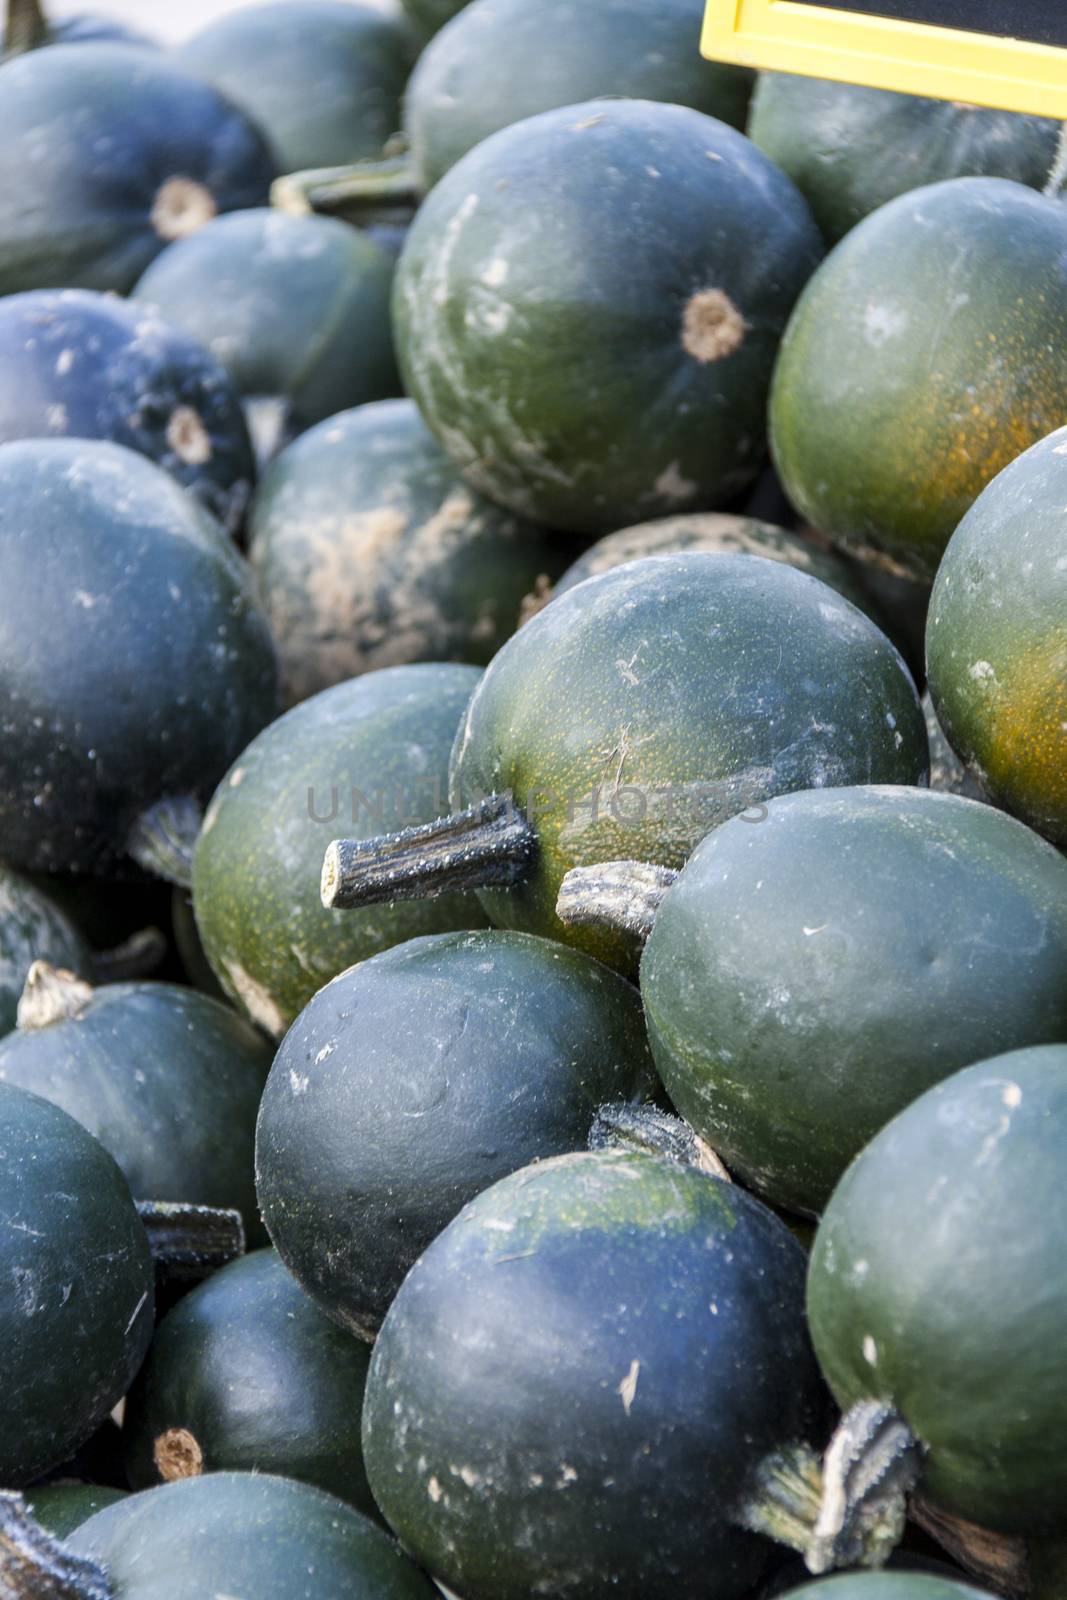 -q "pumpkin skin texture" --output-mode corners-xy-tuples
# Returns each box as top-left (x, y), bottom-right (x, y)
(363, 1149), (827, 1600)
(256, 929), (656, 1339)
(24, 1486), (129, 1540)
(68, 1472), (438, 1600)
(0, 868), (89, 1038)
(123, 1248), (375, 1512)
(395, 99), (823, 532)
(0, 980), (271, 1242)
(0, 439), (278, 877)
(450, 553), (926, 974)
(406, 0), (753, 191)
(748, 75), (1059, 245)
(134, 210), (398, 441)
(926, 426), (1067, 846)
(0, 44), (275, 296)
(642, 786), (1067, 1217)
(0, 1082), (154, 1486)
(192, 665), (488, 1038)
(770, 178), (1067, 581)
(781, 1580), (995, 1600)
(0, 289), (255, 537)
(178, 2), (416, 173)
(249, 399), (568, 706)
(808, 1046), (1067, 1537)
